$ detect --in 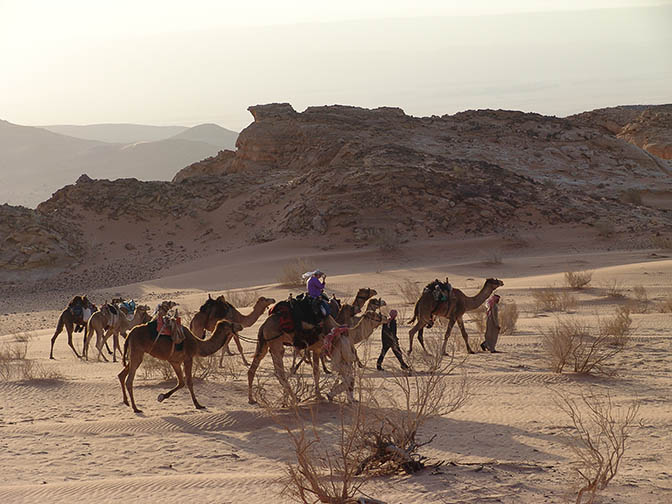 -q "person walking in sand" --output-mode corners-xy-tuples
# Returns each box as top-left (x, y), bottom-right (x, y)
(377, 309), (409, 371)
(481, 294), (501, 353)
